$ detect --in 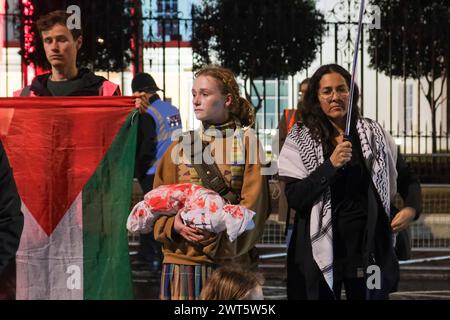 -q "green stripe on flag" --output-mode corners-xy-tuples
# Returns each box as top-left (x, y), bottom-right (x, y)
(82, 113), (137, 299)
